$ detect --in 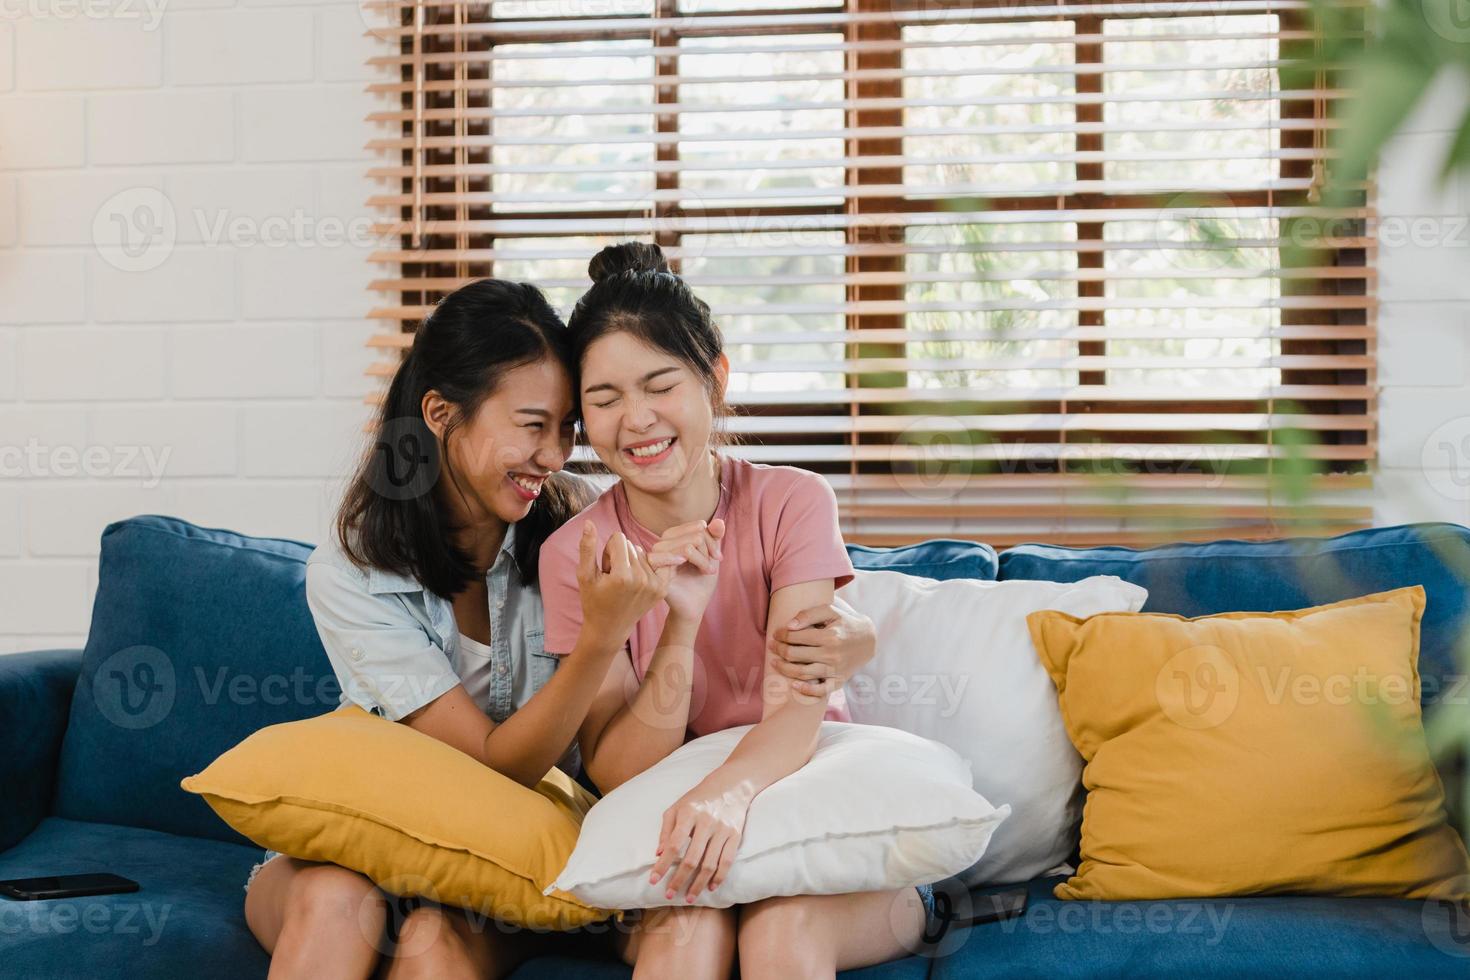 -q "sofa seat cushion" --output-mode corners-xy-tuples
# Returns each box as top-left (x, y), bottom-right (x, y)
(0, 817), (269, 980)
(926, 876), (1470, 979)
